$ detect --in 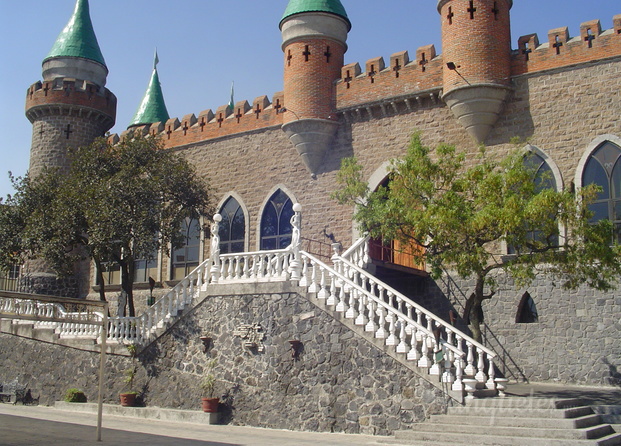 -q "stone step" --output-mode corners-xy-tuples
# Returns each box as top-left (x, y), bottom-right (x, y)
(394, 429), (621, 445)
(429, 413), (603, 429)
(447, 404), (595, 419)
(465, 396), (585, 410)
(409, 420), (615, 440)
